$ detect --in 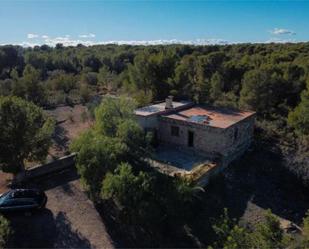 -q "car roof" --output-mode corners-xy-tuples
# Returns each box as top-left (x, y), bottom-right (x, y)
(10, 189), (42, 197)
(11, 189), (41, 193)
